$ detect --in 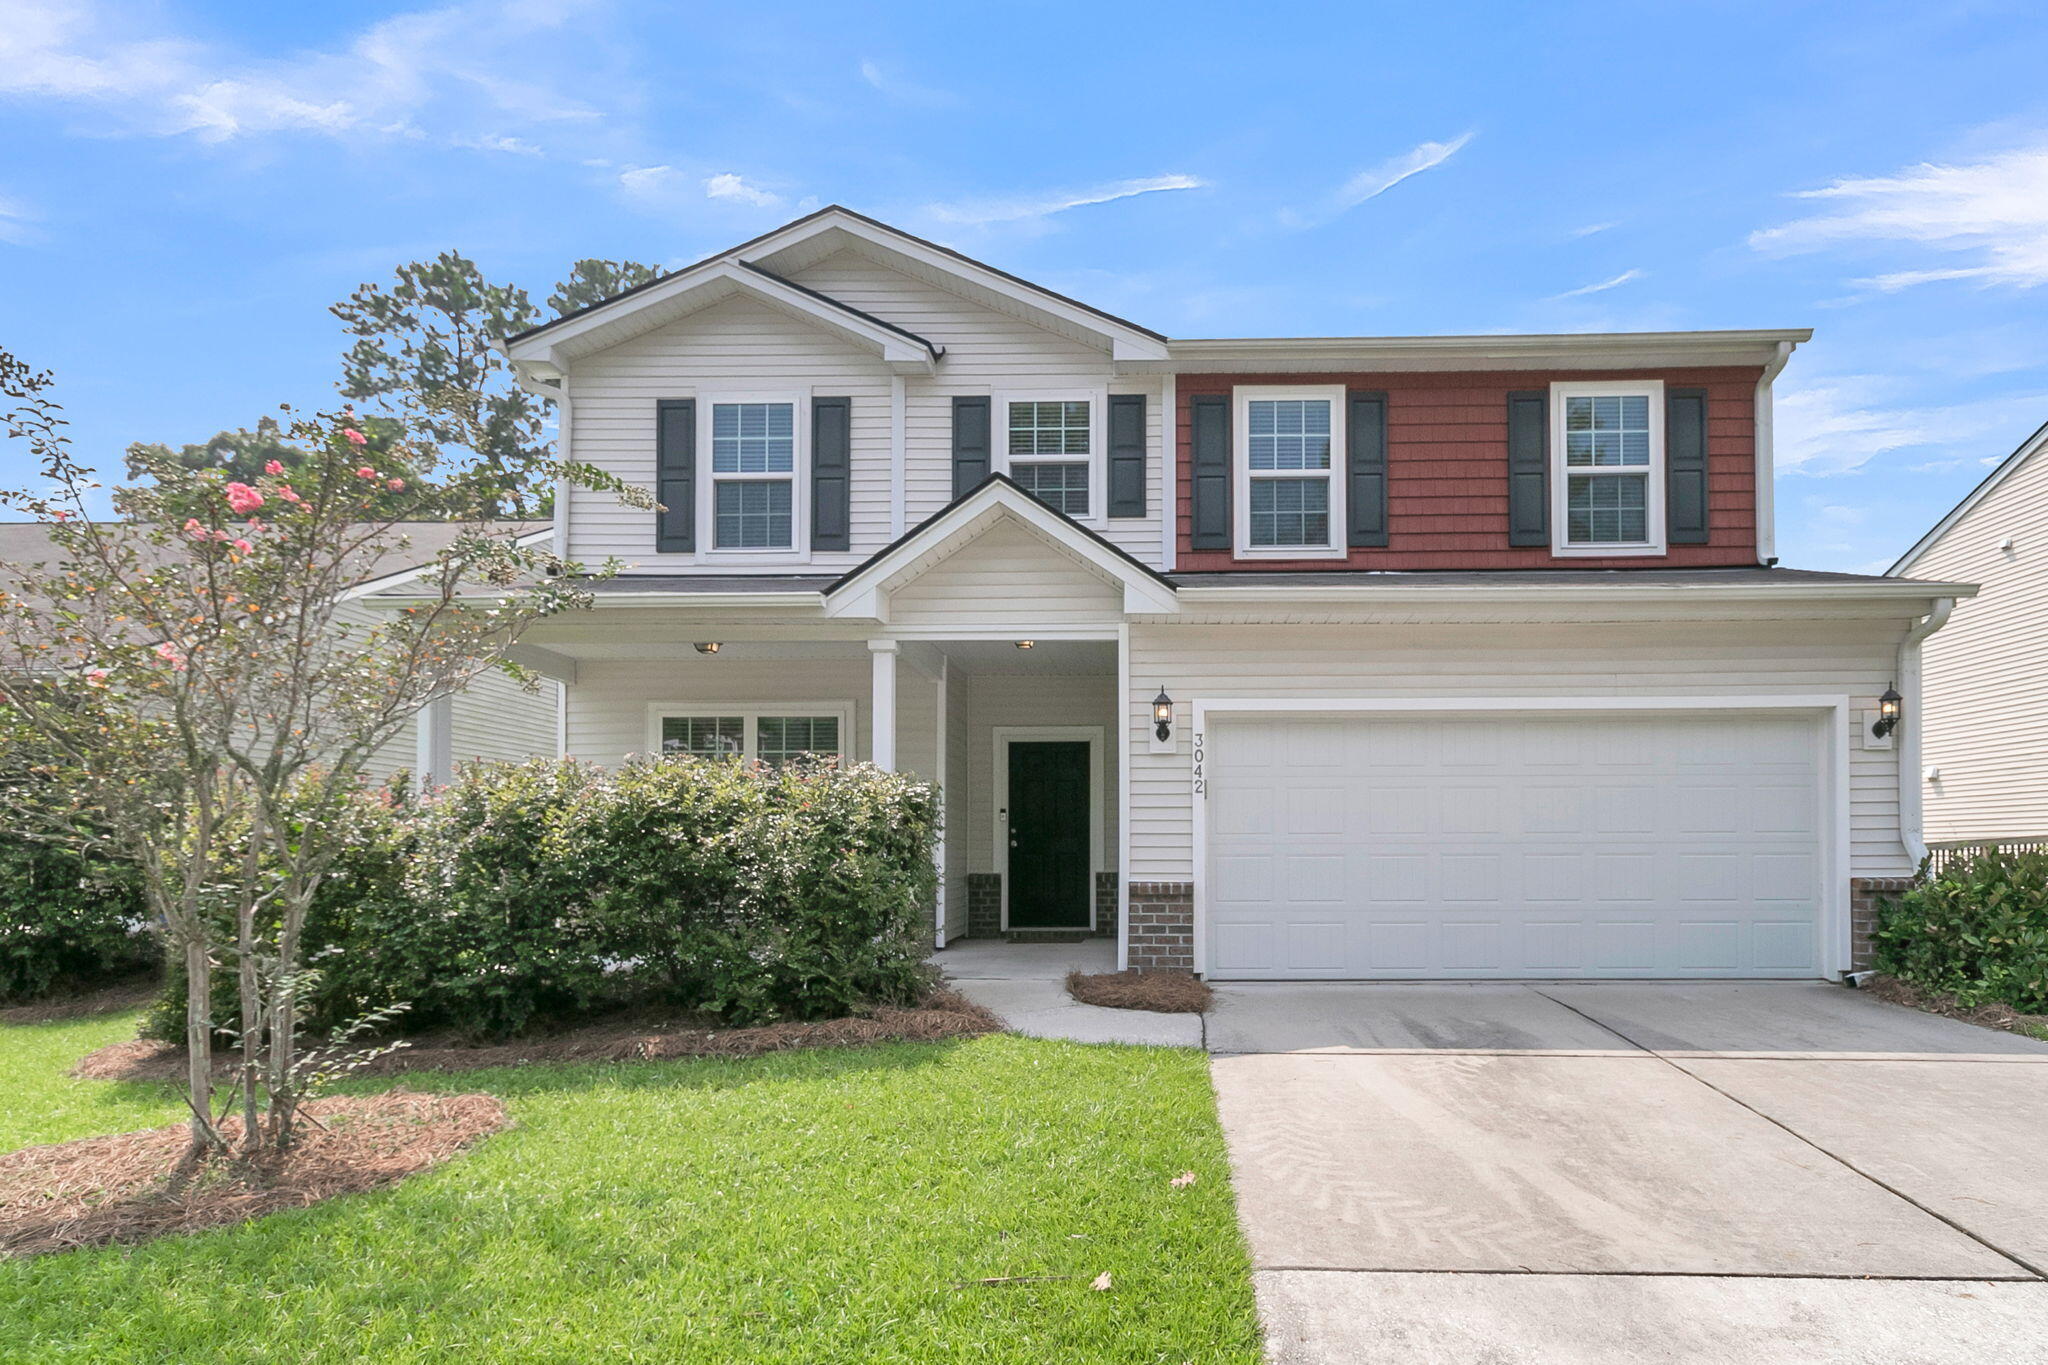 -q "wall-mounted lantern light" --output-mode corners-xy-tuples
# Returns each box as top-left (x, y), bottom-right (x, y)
(693, 641), (722, 655)
(1153, 687), (1176, 743)
(1872, 684), (1902, 739)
